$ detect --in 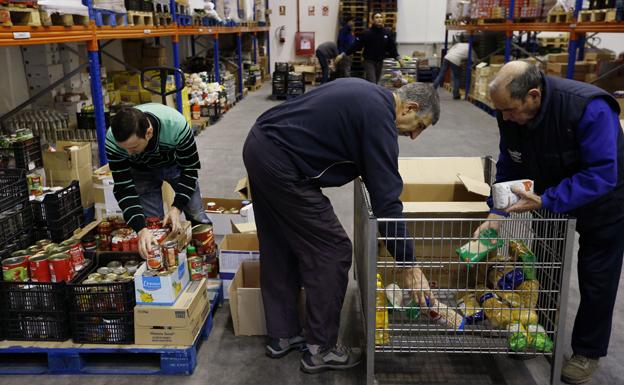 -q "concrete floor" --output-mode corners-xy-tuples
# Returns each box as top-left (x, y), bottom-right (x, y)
(1, 83), (623, 385)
